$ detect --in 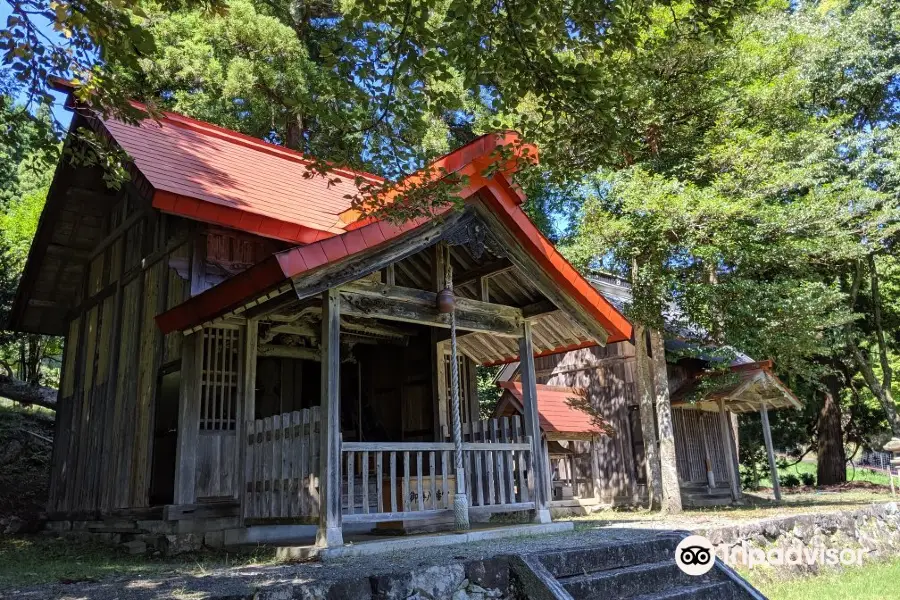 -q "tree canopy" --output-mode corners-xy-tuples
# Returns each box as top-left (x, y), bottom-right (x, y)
(562, 0), (900, 461)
